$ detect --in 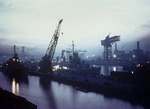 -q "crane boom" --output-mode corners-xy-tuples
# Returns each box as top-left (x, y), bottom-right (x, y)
(45, 19), (63, 61)
(39, 19), (63, 73)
